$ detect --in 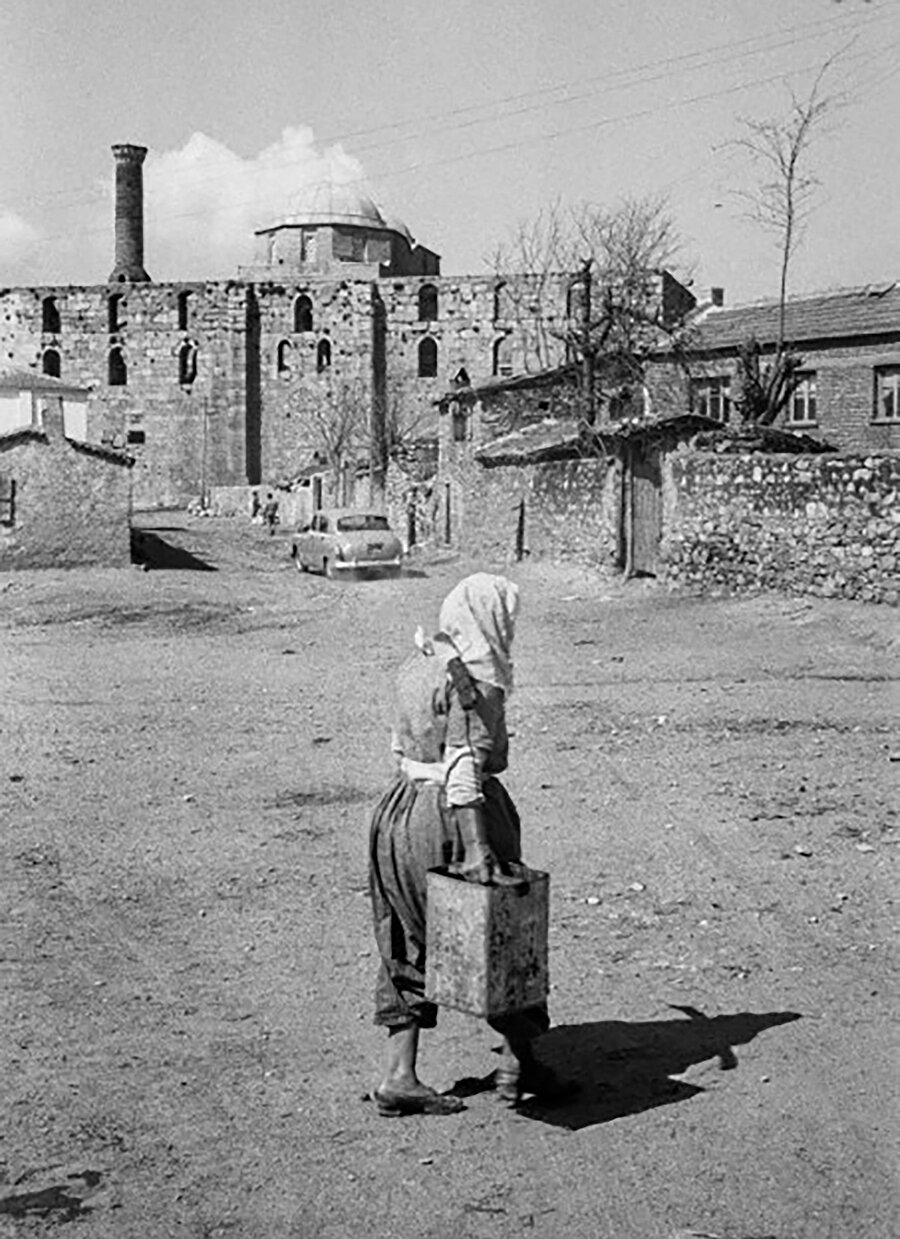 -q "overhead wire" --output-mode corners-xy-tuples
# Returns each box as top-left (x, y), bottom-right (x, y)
(6, 7), (899, 266)
(8, 0), (895, 215)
